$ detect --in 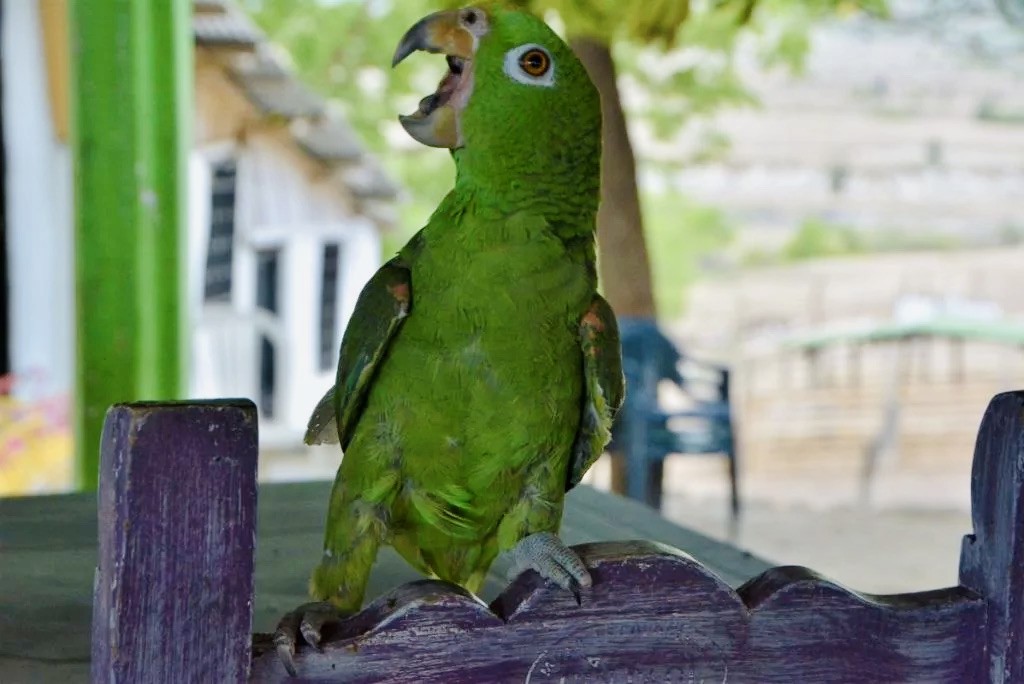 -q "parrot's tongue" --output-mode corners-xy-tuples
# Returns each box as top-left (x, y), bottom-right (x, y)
(409, 55), (467, 120)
